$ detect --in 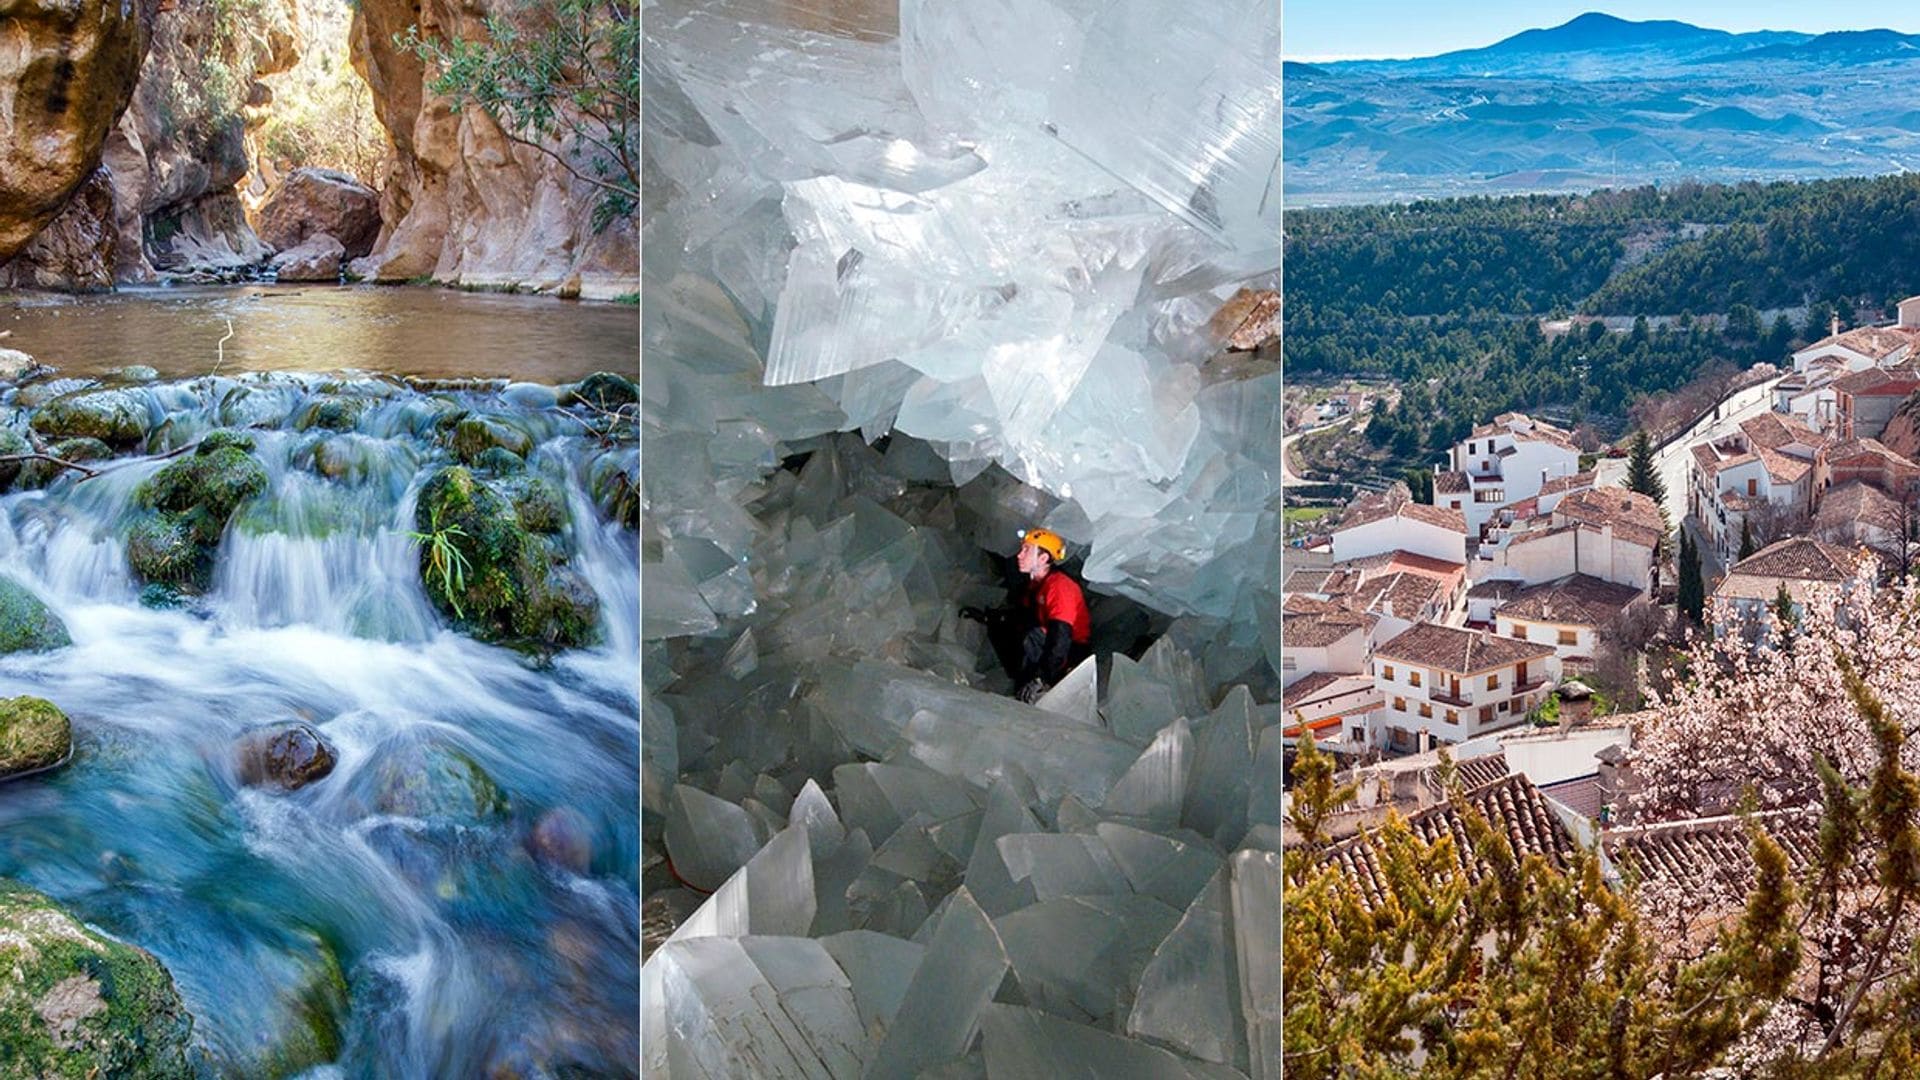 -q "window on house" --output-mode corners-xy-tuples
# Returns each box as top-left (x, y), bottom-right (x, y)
(1748, 478), (1758, 497)
(1445, 709), (1458, 724)
(1558, 629), (1578, 645)
(1409, 671), (1422, 687)
(1394, 697), (1406, 712)
(1282, 656), (1297, 669)
(1469, 441), (1477, 455)
(1419, 703), (1433, 718)
(1479, 706), (1494, 724)
(1382, 664), (1395, 680)
(1486, 673), (1498, 689)
(1351, 727), (1365, 743)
